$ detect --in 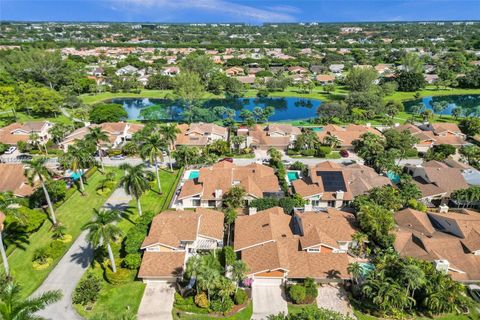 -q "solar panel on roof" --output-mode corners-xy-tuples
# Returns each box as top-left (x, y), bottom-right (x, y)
(316, 171), (347, 192)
